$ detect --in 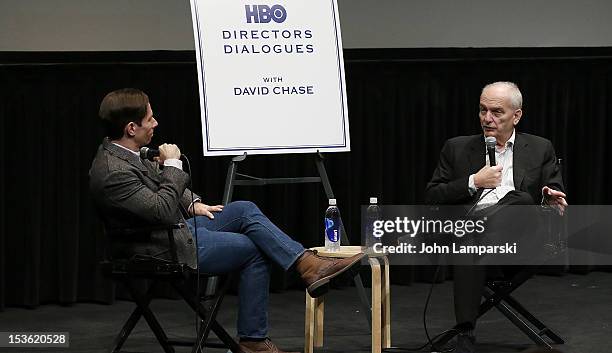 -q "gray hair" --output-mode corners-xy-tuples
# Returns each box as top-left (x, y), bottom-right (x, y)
(482, 81), (523, 109)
